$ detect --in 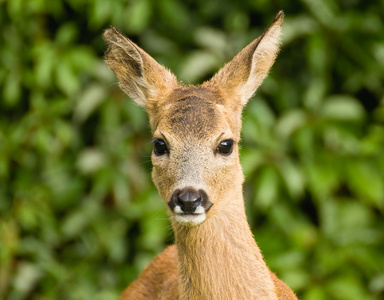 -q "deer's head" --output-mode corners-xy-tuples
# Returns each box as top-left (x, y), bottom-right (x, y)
(103, 12), (283, 227)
